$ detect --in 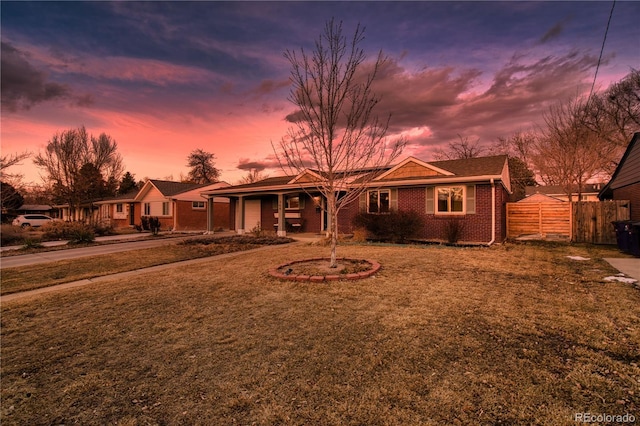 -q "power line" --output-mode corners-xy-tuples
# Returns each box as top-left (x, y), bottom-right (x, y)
(589, 0), (616, 101)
